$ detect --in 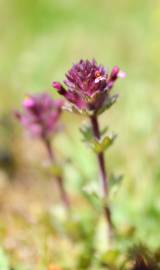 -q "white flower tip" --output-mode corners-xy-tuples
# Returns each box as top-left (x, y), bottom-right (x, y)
(118, 70), (126, 78)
